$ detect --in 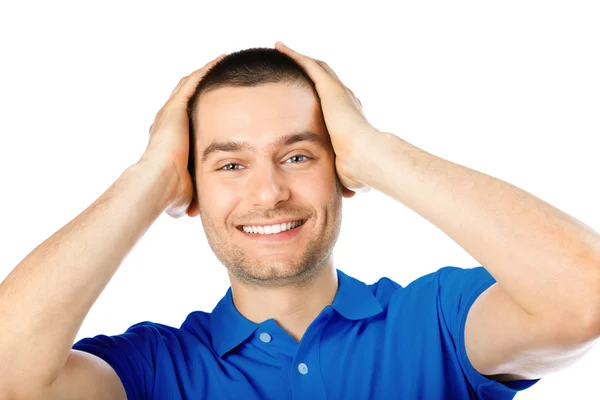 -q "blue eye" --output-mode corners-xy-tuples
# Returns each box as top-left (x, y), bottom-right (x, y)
(219, 154), (312, 171)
